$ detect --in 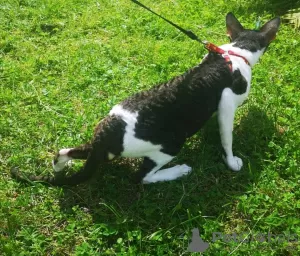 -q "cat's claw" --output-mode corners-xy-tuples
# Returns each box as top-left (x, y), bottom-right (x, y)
(223, 155), (243, 171)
